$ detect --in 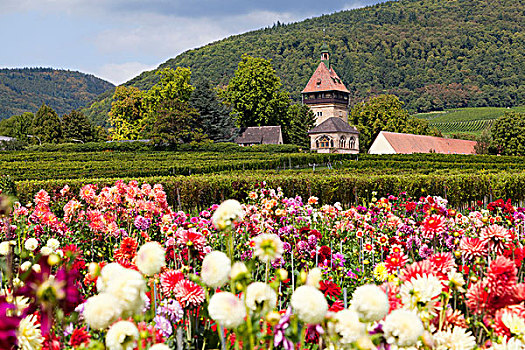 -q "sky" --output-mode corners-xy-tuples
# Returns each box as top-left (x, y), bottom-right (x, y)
(1, 0), (383, 85)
